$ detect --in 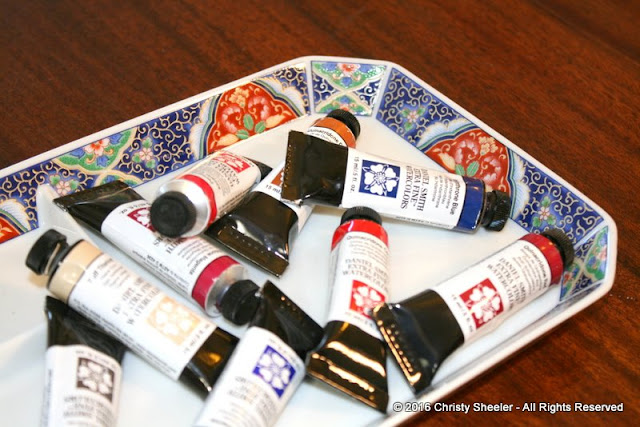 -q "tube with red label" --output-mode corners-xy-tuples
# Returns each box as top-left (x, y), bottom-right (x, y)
(150, 151), (271, 238)
(372, 229), (574, 395)
(54, 181), (259, 325)
(26, 229), (239, 398)
(307, 206), (390, 412)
